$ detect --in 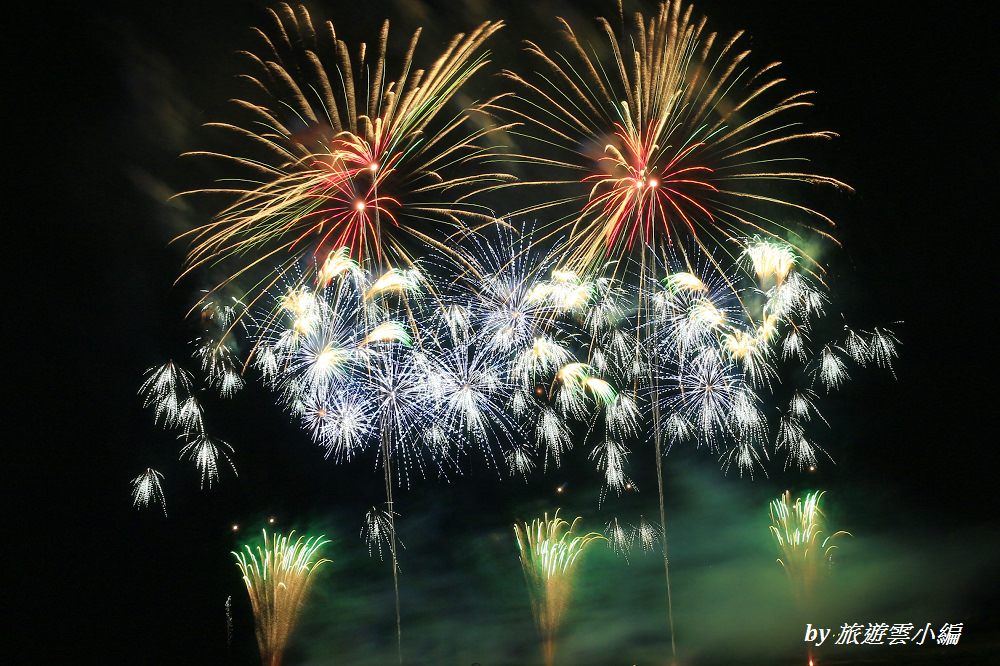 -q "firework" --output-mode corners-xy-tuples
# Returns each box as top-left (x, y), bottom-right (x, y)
(497, 0), (848, 271)
(514, 510), (604, 666)
(177, 3), (509, 295)
(604, 517), (632, 562)
(589, 439), (632, 494)
(130, 468), (166, 515)
(432, 223), (604, 478)
(769, 490), (848, 606)
(233, 530), (330, 666)
(139, 354), (241, 494)
(632, 515), (663, 554)
(248, 262), (447, 482)
(423, 335), (522, 470)
(129, 13), (905, 666)
(179, 434), (236, 489)
(138, 361), (196, 431)
(442, 222), (565, 355)
(603, 514), (665, 563)
(361, 506), (403, 561)
(816, 343), (849, 391)
(865, 326), (900, 375)
(194, 335), (245, 397)
(226, 594), (233, 650)
(642, 237), (897, 475)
